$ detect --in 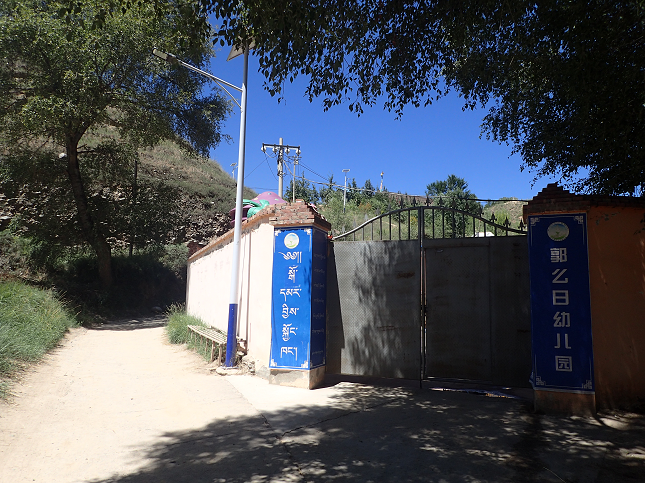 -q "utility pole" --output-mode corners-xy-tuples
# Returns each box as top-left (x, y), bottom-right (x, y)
(292, 155), (300, 202)
(277, 138), (283, 197)
(261, 138), (300, 198)
(342, 168), (350, 213)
